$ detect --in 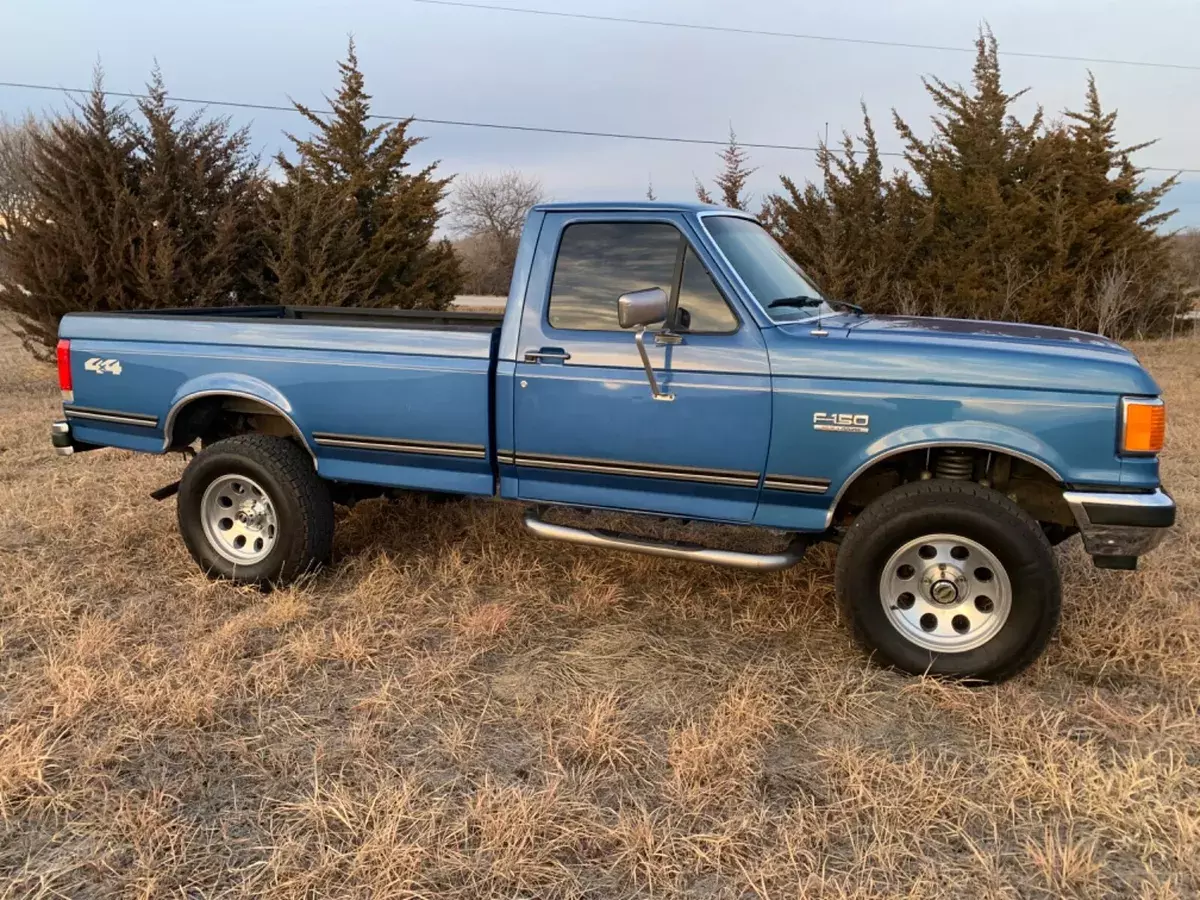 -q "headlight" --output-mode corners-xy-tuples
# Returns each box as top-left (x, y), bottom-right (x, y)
(1121, 397), (1166, 454)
